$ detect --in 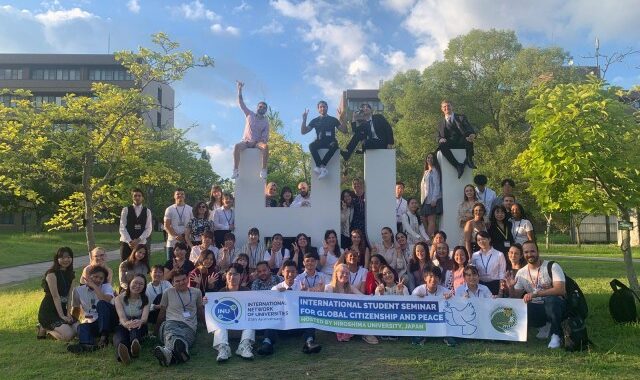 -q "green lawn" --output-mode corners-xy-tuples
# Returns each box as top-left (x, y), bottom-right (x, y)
(0, 254), (639, 379)
(0, 231), (165, 268)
